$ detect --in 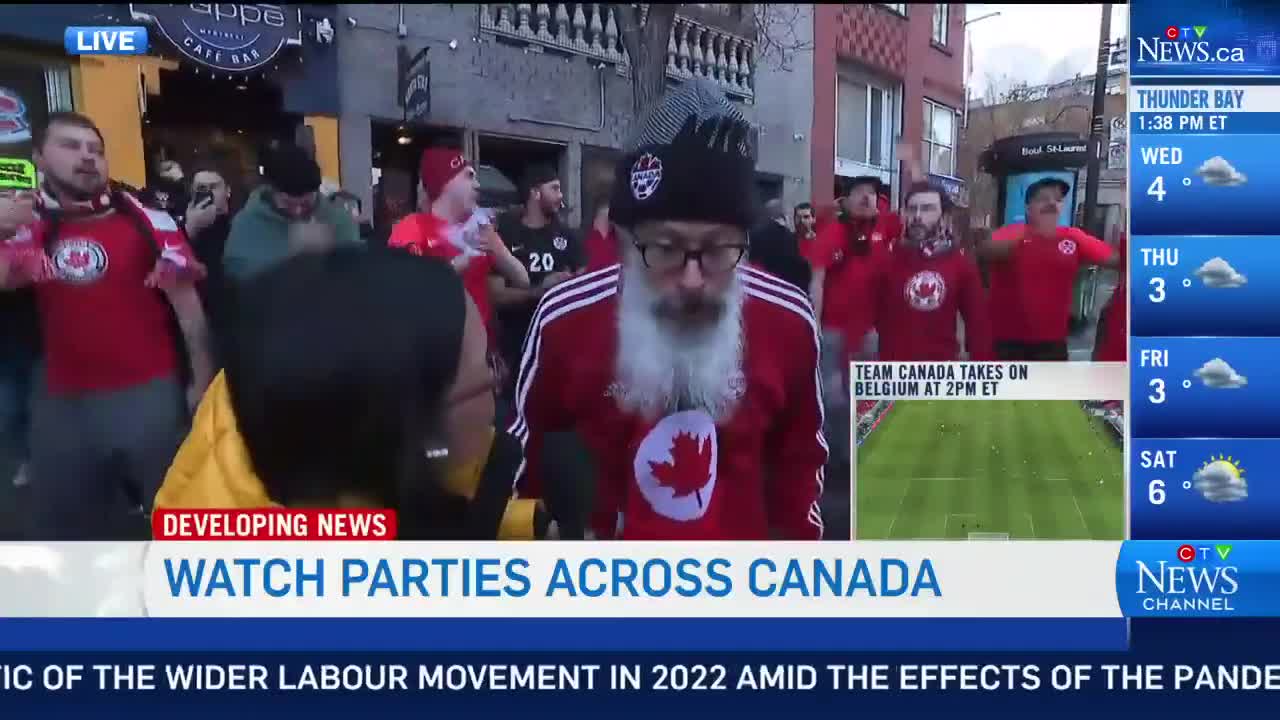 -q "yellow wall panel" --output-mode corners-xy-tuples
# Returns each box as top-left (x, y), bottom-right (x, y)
(305, 115), (341, 184)
(76, 56), (146, 188)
